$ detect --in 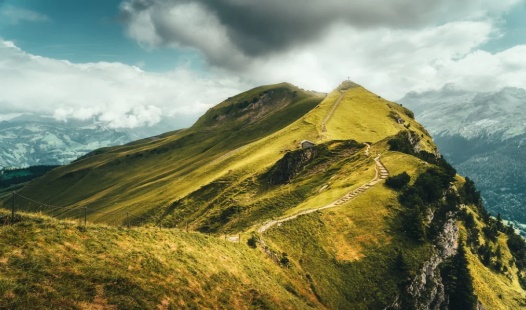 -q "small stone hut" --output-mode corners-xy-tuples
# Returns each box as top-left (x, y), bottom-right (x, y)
(300, 140), (316, 149)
